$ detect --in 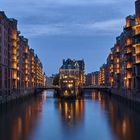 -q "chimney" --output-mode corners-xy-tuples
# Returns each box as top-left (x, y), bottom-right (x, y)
(135, 0), (140, 17)
(63, 59), (65, 64)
